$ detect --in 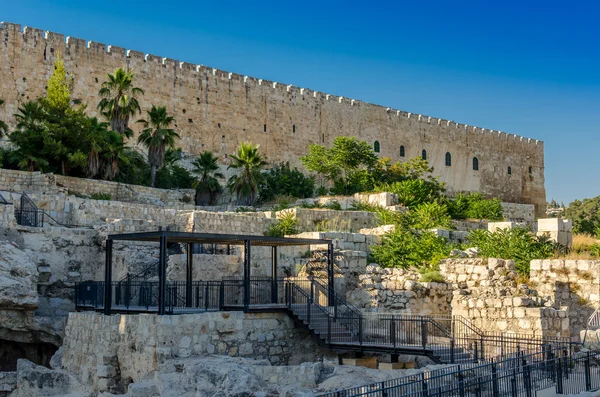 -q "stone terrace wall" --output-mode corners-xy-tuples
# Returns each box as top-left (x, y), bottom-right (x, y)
(440, 258), (568, 337)
(286, 208), (378, 233)
(500, 202), (536, 223)
(530, 259), (600, 337)
(53, 174), (195, 206)
(348, 265), (453, 315)
(61, 312), (330, 391)
(6, 193), (276, 235)
(0, 168), (194, 207)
